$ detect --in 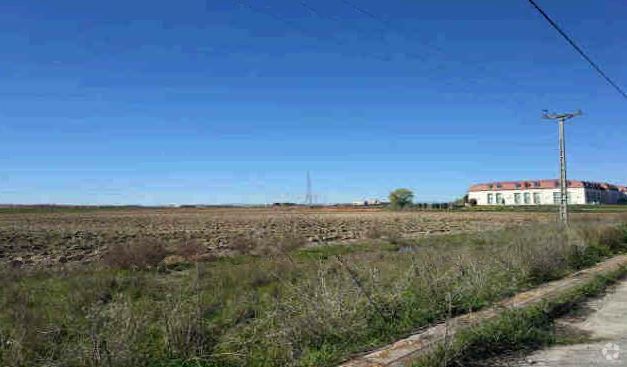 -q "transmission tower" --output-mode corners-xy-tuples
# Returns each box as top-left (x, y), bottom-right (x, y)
(542, 110), (582, 225)
(305, 171), (313, 206)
